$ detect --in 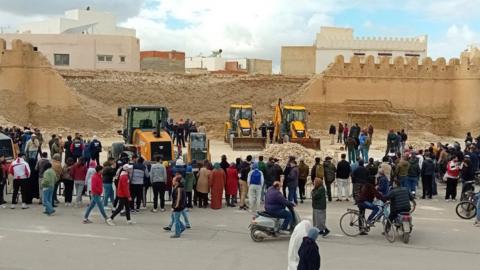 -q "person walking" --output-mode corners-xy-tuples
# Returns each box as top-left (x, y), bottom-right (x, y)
(336, 154), (351, 201)
(323, 157), (336, 202)
(71, 157), (87, 207)
(445, 156), (460, 201)
(298, 159), (309, 203)
(225, 163), (239, 207)
(247, 163), (264, 212)
(312, 178), (329, 237)
(170, 175), (187, 238)
(297, 228), (321, 270)
(83, 165), (114, 225)
(41, 163), (57, 216)
(150, 157), (167, 212)
(9, 153), (31, 209)
(209, 163), (226, 210)
(109, 164), (134, 225)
